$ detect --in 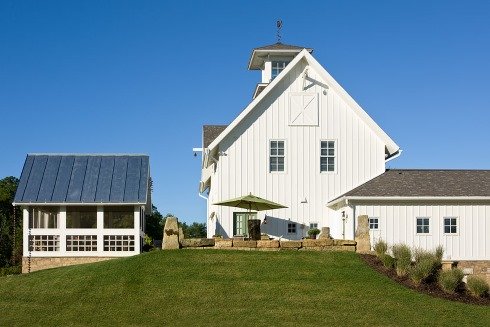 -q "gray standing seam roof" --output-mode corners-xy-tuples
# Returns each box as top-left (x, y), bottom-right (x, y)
(14, 154), (150, 204)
